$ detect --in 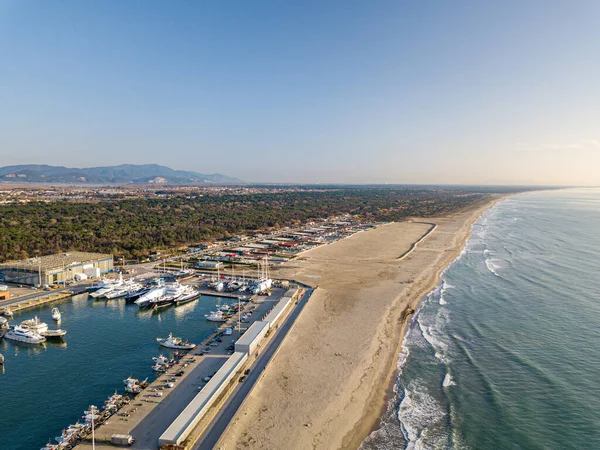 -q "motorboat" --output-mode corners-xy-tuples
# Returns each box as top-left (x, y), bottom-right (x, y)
(148, 283), (187, 309)
(220, 304), (231, 312)
(174, 286), (201, 305)
(2, 307), (13, 318)
(51, 307), (61, 321)
(5, 326), (46, 344)
(205, 310), (226, 322)
(123, 376), (147, 394)
(89, 274), (123, 298)
(105, 281), (144, 299)
(0, 316), (8, 329)
(135, 286), (167, 308)
(124, 286), (150, 301)
(20, 316), (49, 334)
(41, 328), (67, 340)
(227, 281), (243, 291)
(153, 354), (170, 365)
(157, 332), (196, 350)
